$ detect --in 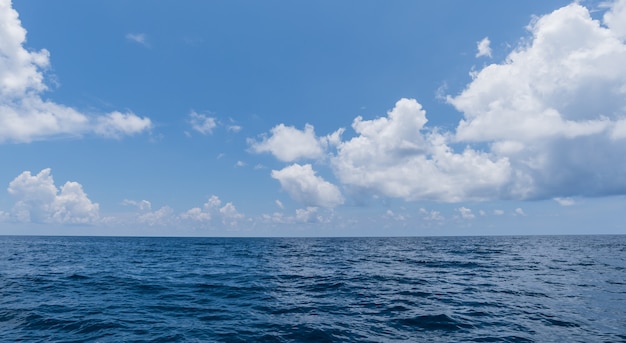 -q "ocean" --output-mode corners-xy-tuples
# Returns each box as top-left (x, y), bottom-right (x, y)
(0, 235), (624, 342)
